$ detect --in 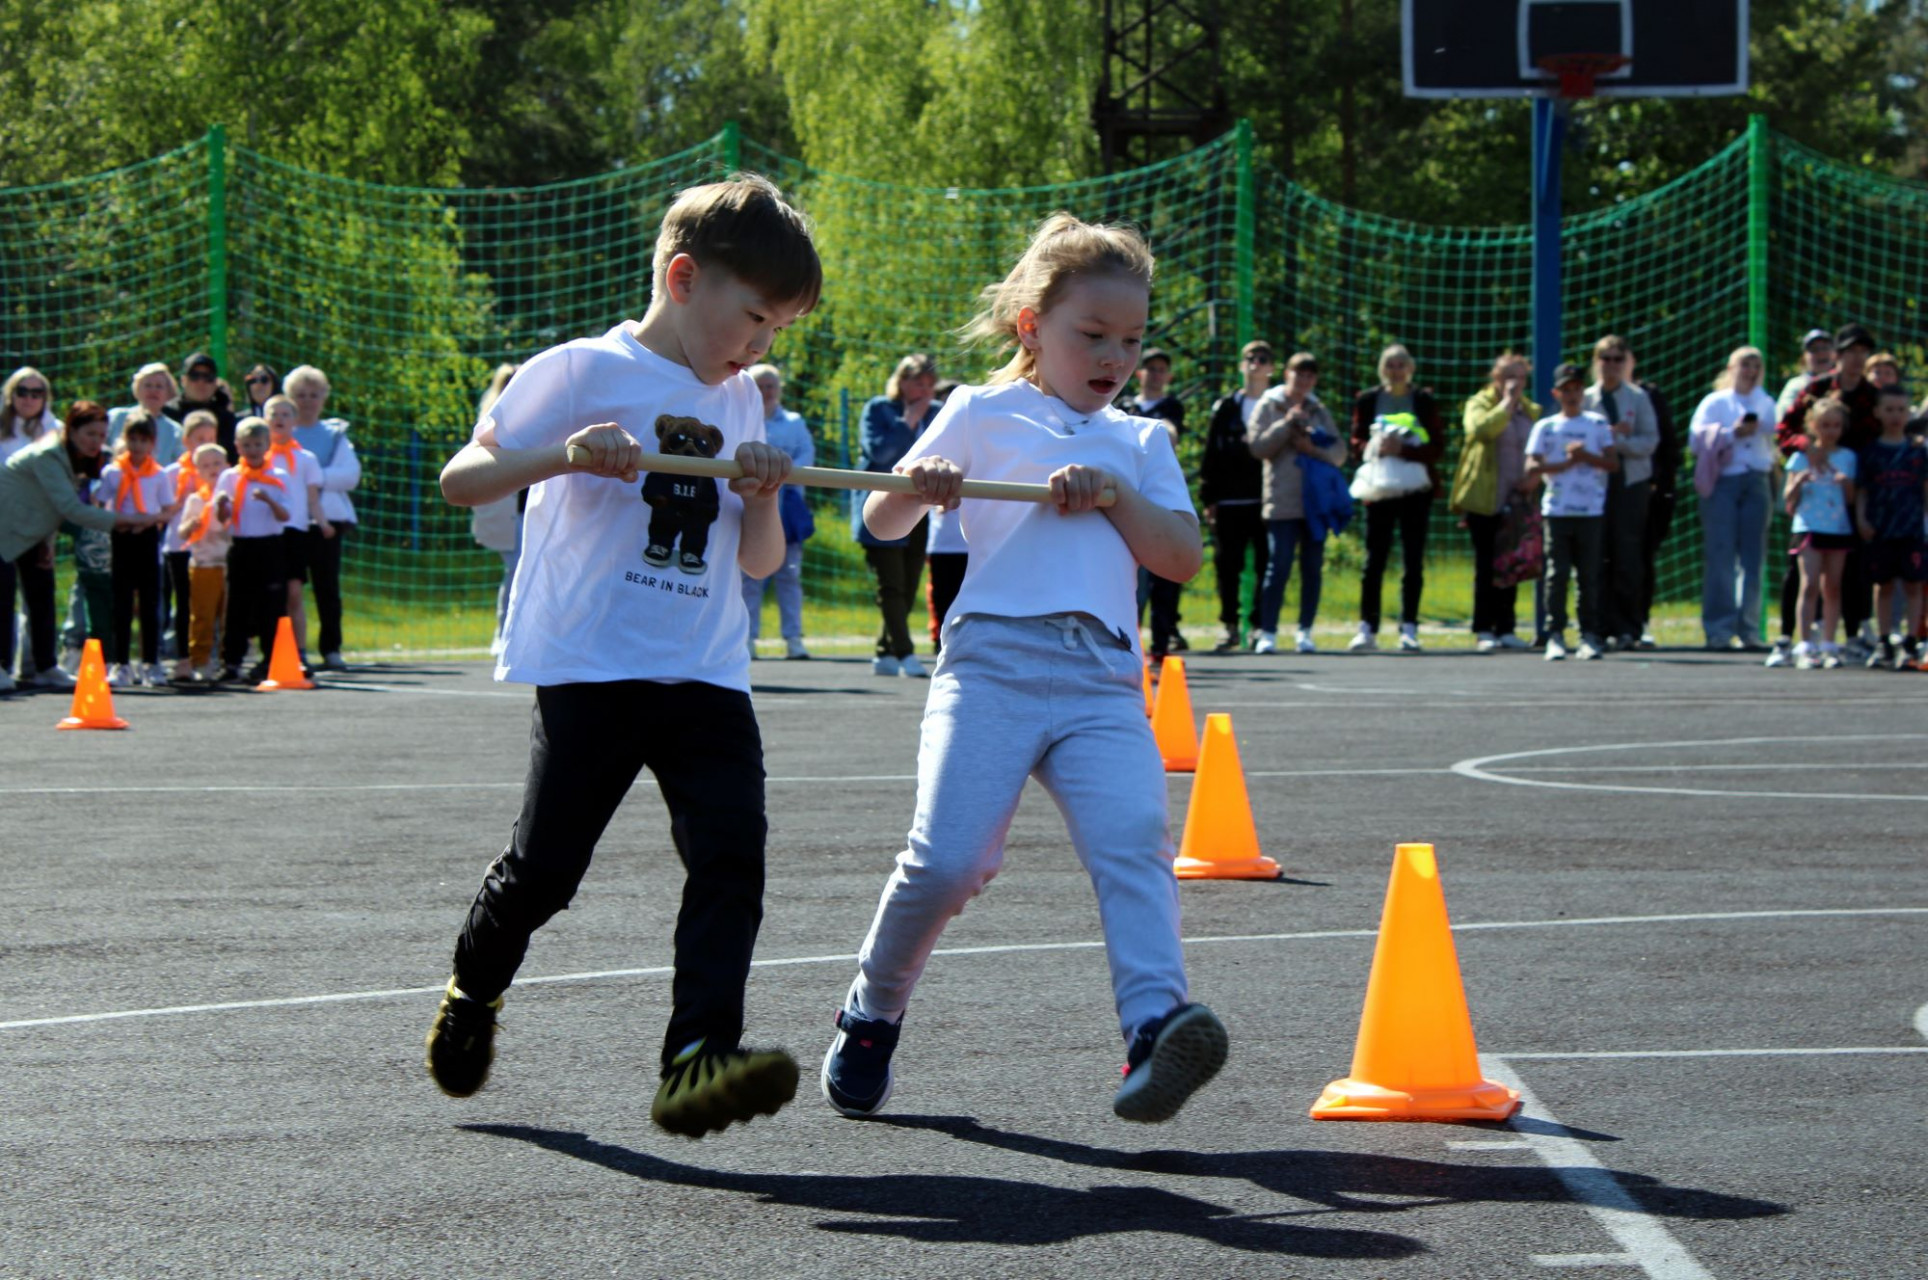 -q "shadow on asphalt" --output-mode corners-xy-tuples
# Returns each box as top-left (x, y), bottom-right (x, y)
(462, 1122), (1424, 1257)
(868, 1115), (1785, 1221)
